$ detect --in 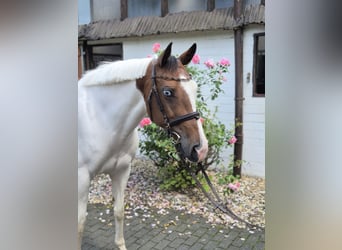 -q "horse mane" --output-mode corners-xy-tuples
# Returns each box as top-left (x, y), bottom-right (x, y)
(79, 58), (153, 87)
